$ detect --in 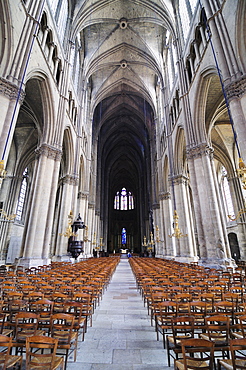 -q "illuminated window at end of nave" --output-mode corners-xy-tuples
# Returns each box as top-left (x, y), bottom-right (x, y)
(114, 187), (134, 210)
